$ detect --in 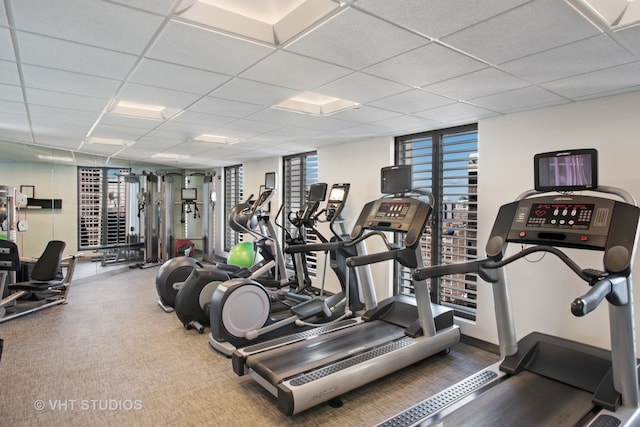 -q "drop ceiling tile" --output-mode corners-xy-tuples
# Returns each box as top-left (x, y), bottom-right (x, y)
(246, 108), (312, 127)
(26, 88), (108, 112)
(0, 99), (26, 115)
(85, 123), (150, 141)
(129, 59), (232, 95)
(155, 120), (215, 137)
(22, 64), (120, 99)
(79, 143), (124, 157)
(470, 86), (566, 114)
(0, 2), (7, 26)
(0, 126), (32, 144)
(293, 116), (359, 132)
(210, 78), (299, 107)
(116, 82), (202, 110)
(158, 141), (217, 156)
(0, 82), (23, 102)
(318, 72), (408, 103)
(0, 60), (19, 85)
(94, 115), (161, 132)
(0, 28), (14, 62)
(356, 0), (529, 39)
(124, 136), (182, 152)
(370, 89), (456, 115)
(11, 0), (164, 54)
(374, 115), (441, 133)
(333, 123), (396, 139)
(147, 21), (274, 75)
(221, 118), (283, 134)
(16, 32), (139, 80)
(364, 43), (487, 88)
(414, 102), (499, 124)
(171, 110), (237, 129)
(108, 0), (176, 15)
(542, 61), (640, 101)
(501, 35), (636, 84)
(29, 104), (98, 123)
(190, 96), (264, 118)
(31, 115), (91, 137)
(424, 67), (530, 101)
(240, 50), (352, 91)
(328, 105), (402, 124)
(613, 24), (640, 57)
(441, 0), (599, 65)
(285, 7), (428, 70)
